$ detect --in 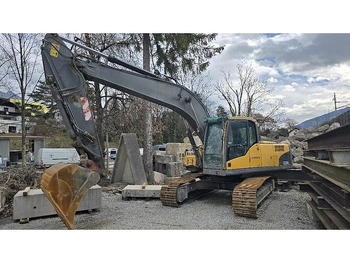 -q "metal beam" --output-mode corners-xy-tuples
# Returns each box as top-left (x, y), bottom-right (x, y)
(308, 182), (350, 223)
(306, 124), (350, 151)
(303, 157), (350, 192)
